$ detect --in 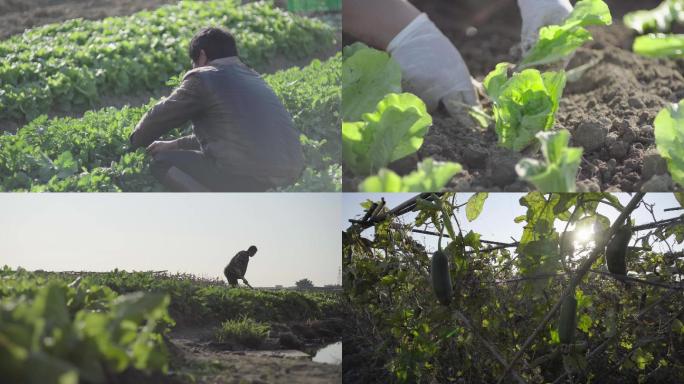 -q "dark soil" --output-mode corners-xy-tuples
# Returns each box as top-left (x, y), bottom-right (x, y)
(166, 318), (343, 384)
(342, 0), (684, 192)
